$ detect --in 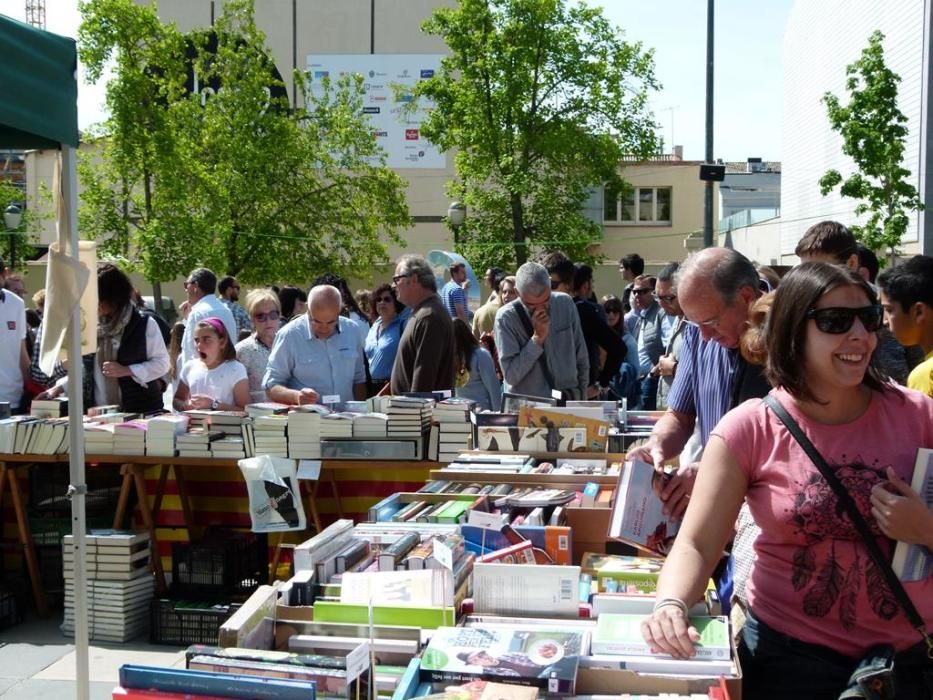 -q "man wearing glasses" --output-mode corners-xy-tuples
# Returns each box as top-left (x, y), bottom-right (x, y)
(631, 275), (664, 410)
(218, 276), (252, 337)
(628, 248), (764, 518)
(263, 285), (366, 407)
(181, 267), (237, 365)
(390, 255), (455, 394)
(494, 261), (588, 400)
